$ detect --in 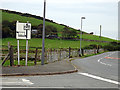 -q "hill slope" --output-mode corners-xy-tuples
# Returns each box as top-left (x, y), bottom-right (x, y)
(1, 9), (116, 42)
